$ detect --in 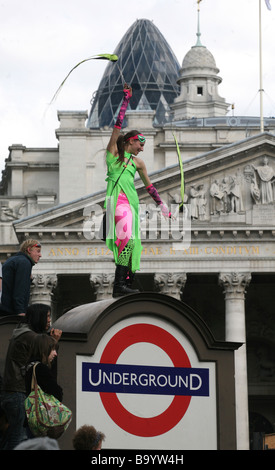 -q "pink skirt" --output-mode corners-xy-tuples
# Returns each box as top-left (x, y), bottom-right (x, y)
(115, 192), (132, 257)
